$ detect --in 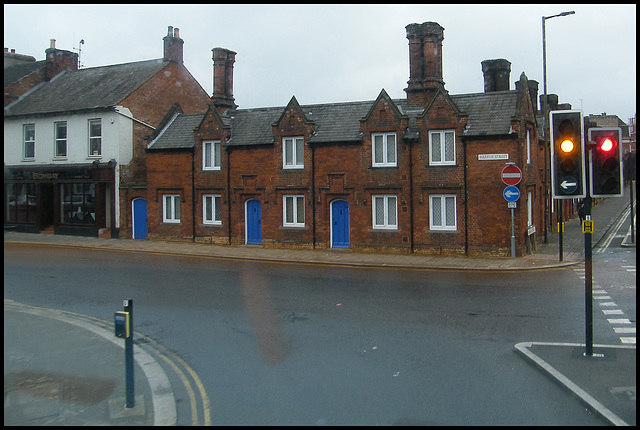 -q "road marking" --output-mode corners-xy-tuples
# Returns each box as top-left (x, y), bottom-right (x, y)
(596, 206), (630, 253)
(593, 295), (612, 300)
(620, 337), (636, 344)
(614, 327), (636, 334)
(607, 318), (631, 324)
(602, 309), (624, 315)
(598, 302), (617, 307)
